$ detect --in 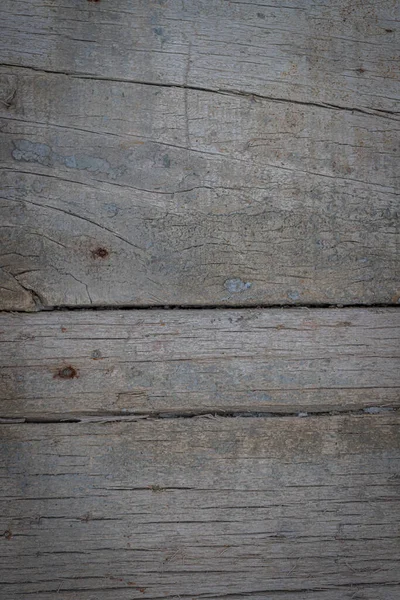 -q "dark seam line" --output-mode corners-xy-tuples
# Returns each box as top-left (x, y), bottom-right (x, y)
(1, 406), (398, 425)
(1, 302), (400, 314)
